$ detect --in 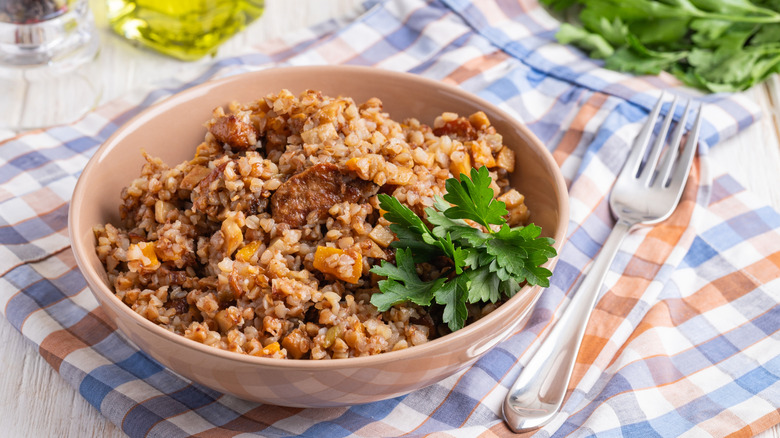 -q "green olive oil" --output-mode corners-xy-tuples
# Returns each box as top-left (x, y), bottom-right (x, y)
(107, 0), (264, 61)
